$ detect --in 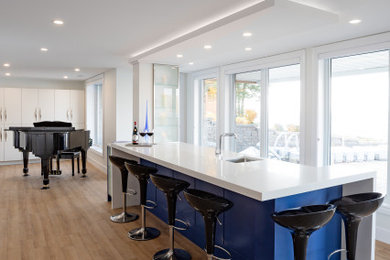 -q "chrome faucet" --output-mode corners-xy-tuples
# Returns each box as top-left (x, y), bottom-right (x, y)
(215, 133), (238, 156)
